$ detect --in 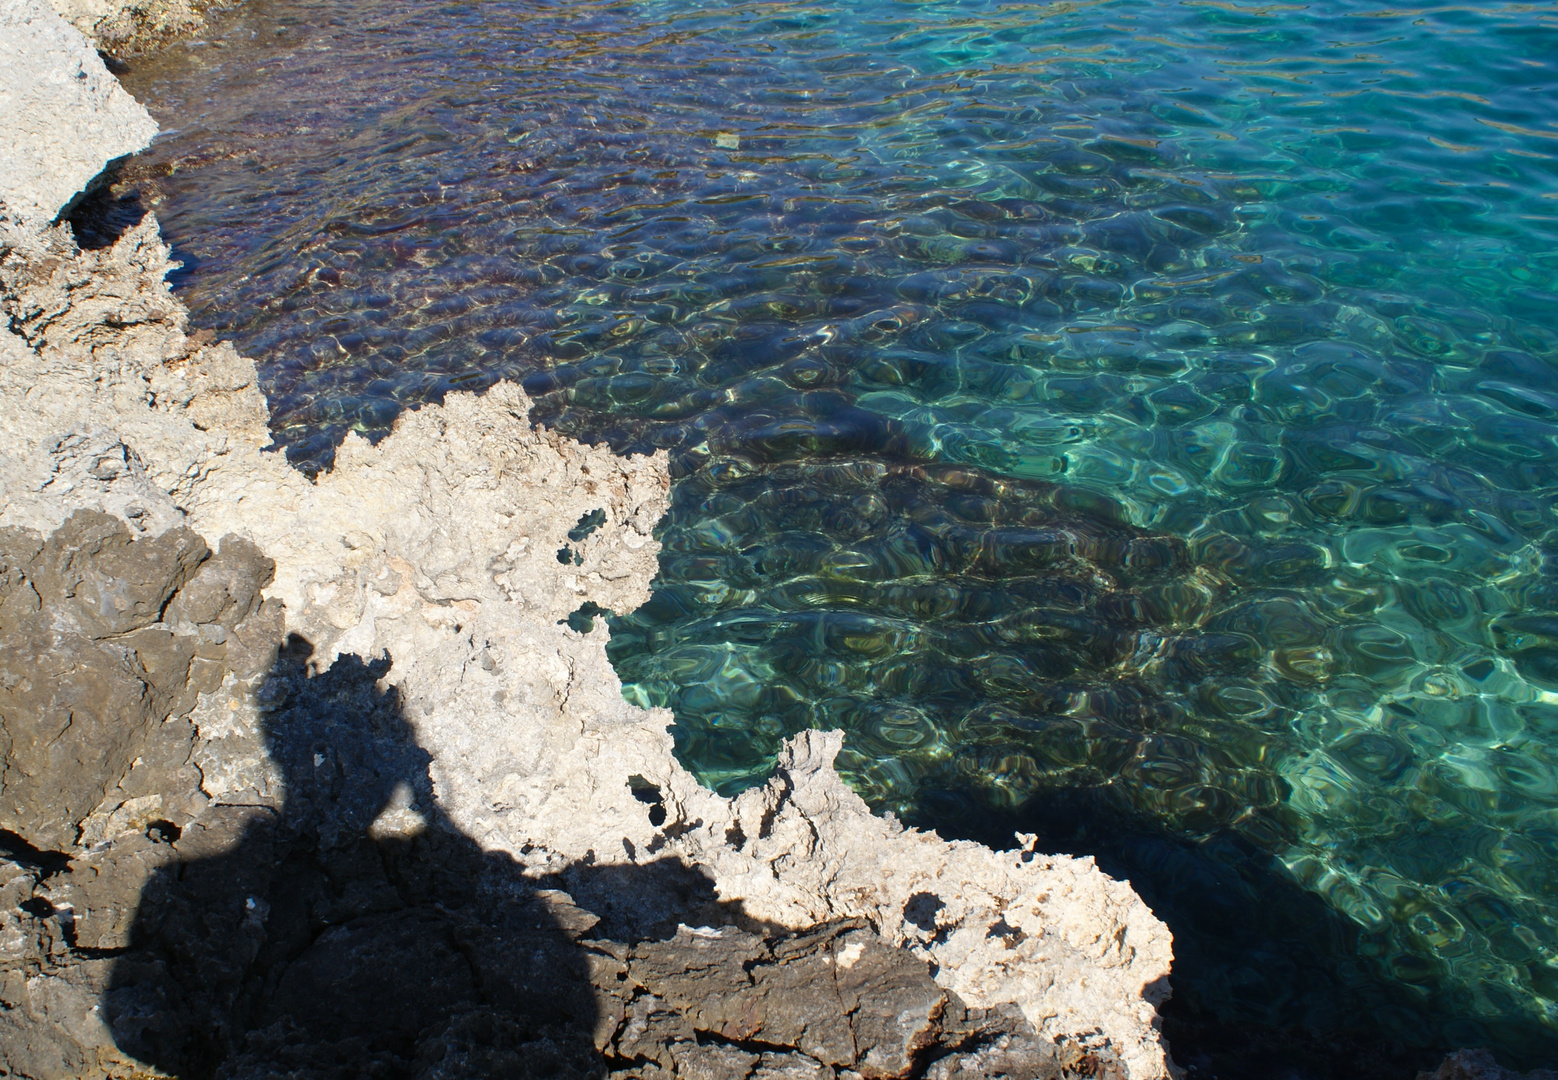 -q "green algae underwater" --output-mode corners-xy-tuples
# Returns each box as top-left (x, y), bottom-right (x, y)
(104, 0), (1558, 1073)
